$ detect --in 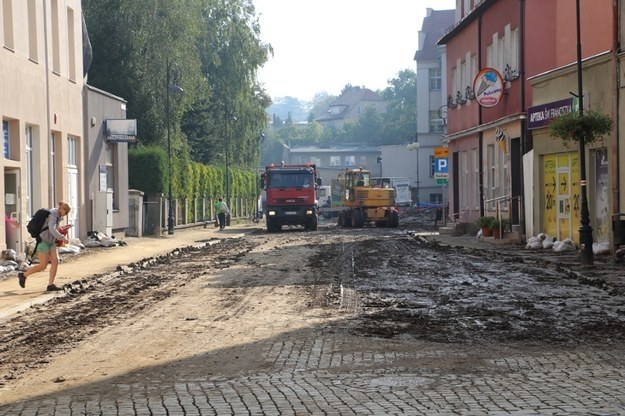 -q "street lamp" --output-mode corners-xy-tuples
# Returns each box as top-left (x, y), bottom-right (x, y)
(575, 0), (593, 265)
(166, 59), (183, 235)
(407, 140), (421, 207)
(224, 103), (237, 209)
(257, 132), (265, 219)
